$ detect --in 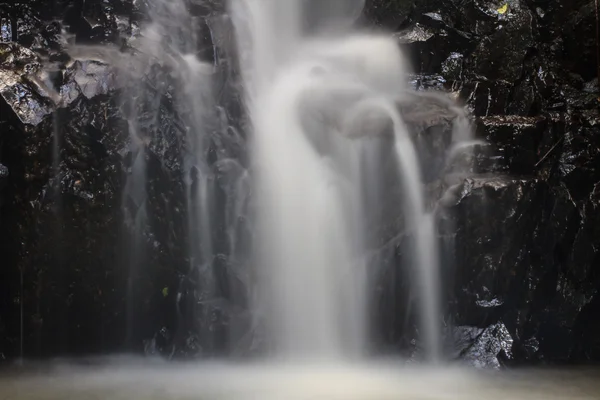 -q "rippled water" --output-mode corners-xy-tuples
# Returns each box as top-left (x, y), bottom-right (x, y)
(0, 358), (598, 399)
